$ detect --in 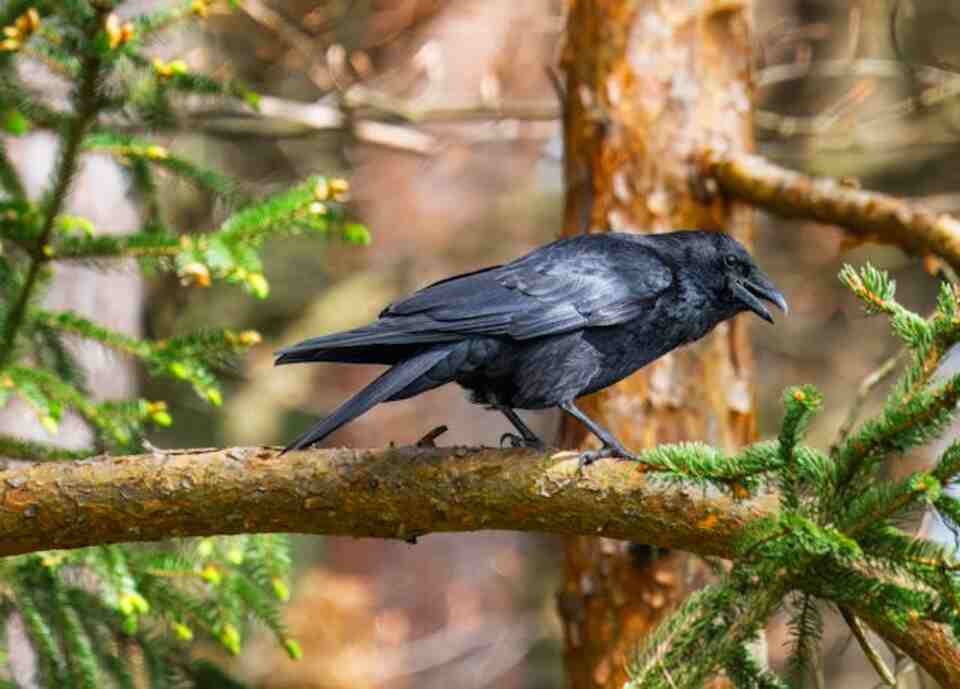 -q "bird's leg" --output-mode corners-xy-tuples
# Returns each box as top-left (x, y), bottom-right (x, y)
(498, 407), (546, 450)
(559, 400), (639, 468)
